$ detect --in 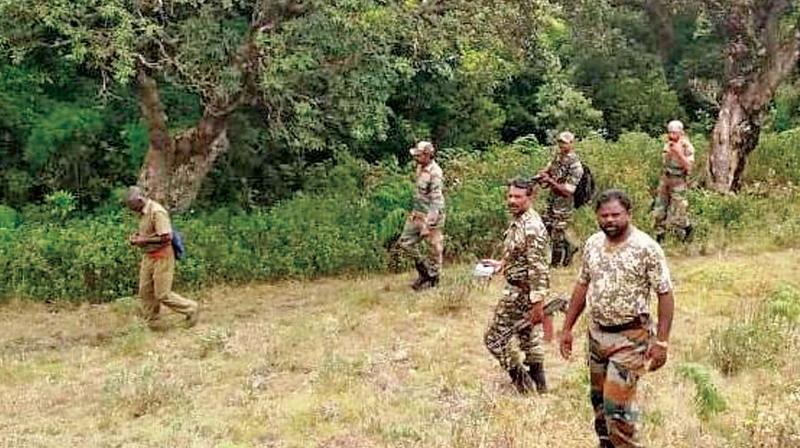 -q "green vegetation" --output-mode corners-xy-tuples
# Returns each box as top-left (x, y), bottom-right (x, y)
(2, 133), (799, 302)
